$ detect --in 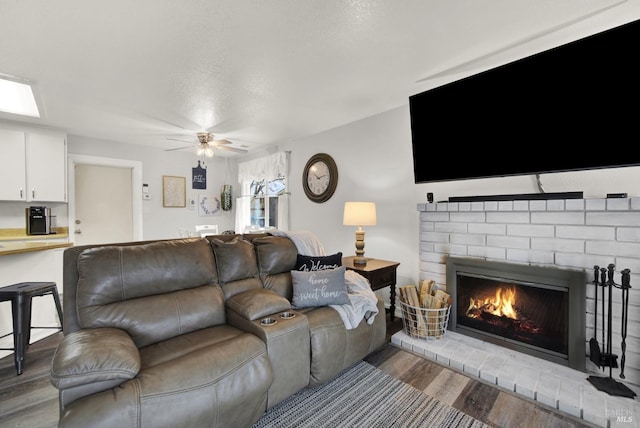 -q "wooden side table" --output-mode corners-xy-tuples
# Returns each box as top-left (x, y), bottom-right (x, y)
(342, 257), (400, 321)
